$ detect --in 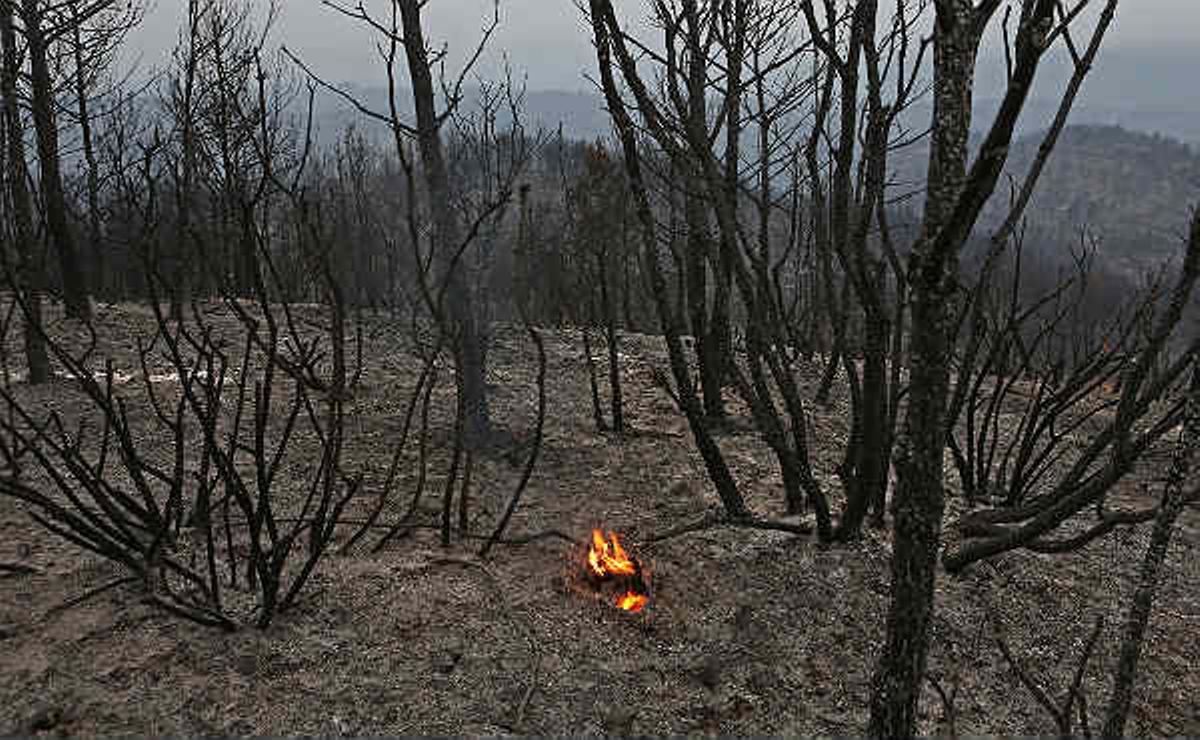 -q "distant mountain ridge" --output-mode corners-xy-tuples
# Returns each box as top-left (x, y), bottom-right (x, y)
(313, 84), (1200, 150)
(312, 86), (1200, 276)
(884, 120), (1199, 271)
(975, 125), (1200, 275)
